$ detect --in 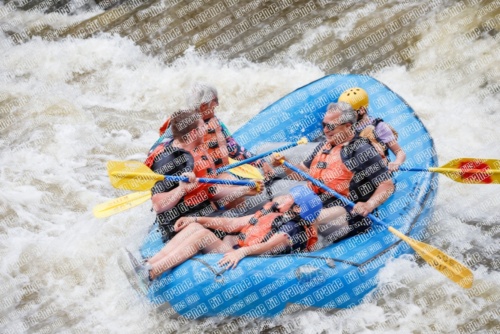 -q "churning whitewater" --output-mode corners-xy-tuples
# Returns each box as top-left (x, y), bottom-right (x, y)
(1, 0), (499, 333)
